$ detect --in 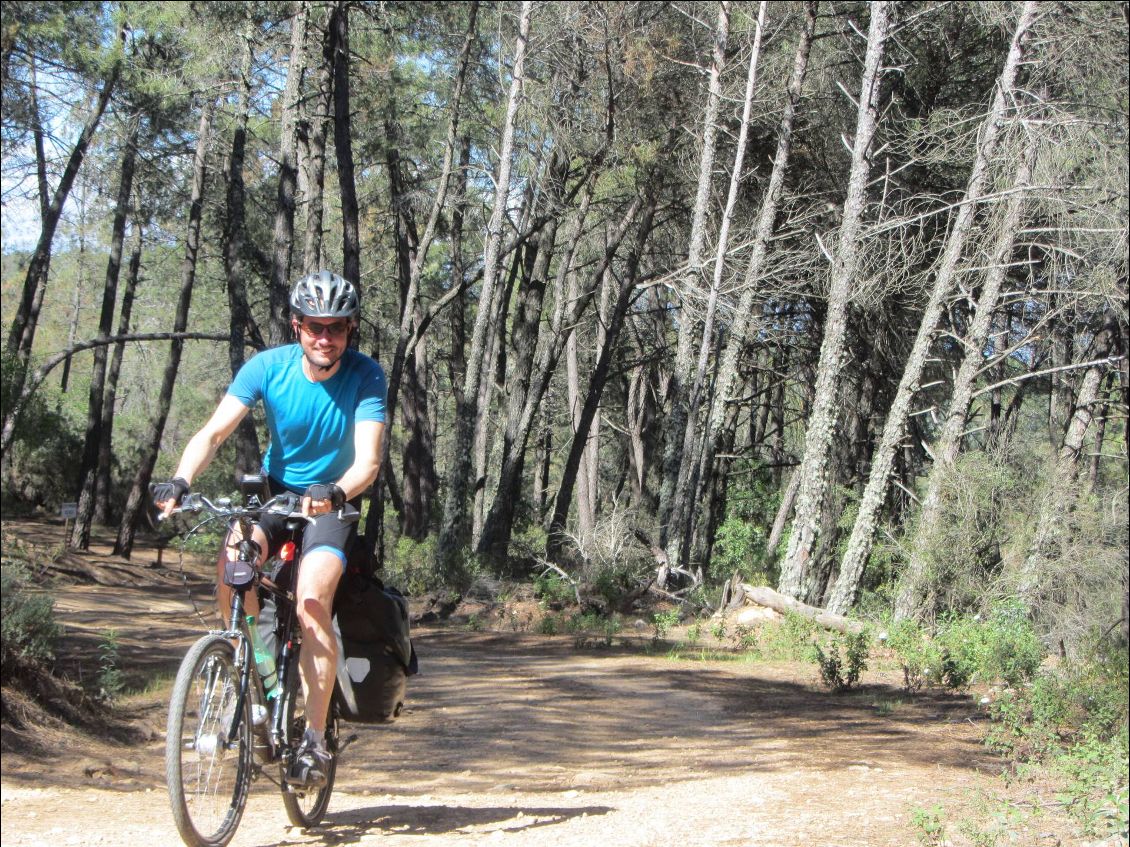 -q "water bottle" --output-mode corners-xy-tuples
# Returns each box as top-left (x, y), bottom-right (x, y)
(246, 615), (279, 700)
(249, 702), (271, 762)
